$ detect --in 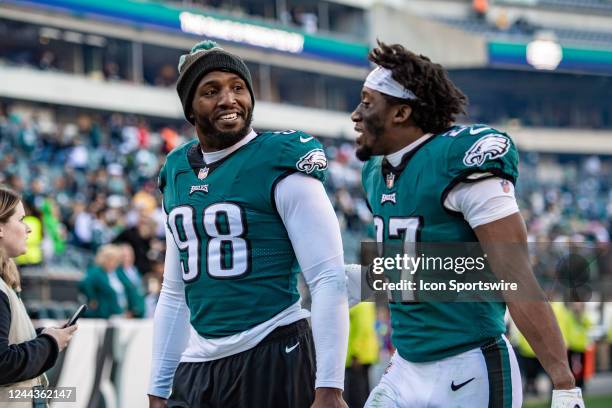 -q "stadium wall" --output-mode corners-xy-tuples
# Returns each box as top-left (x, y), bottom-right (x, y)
(369, 3), (488, 69)
(41, 318), (153, 408)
